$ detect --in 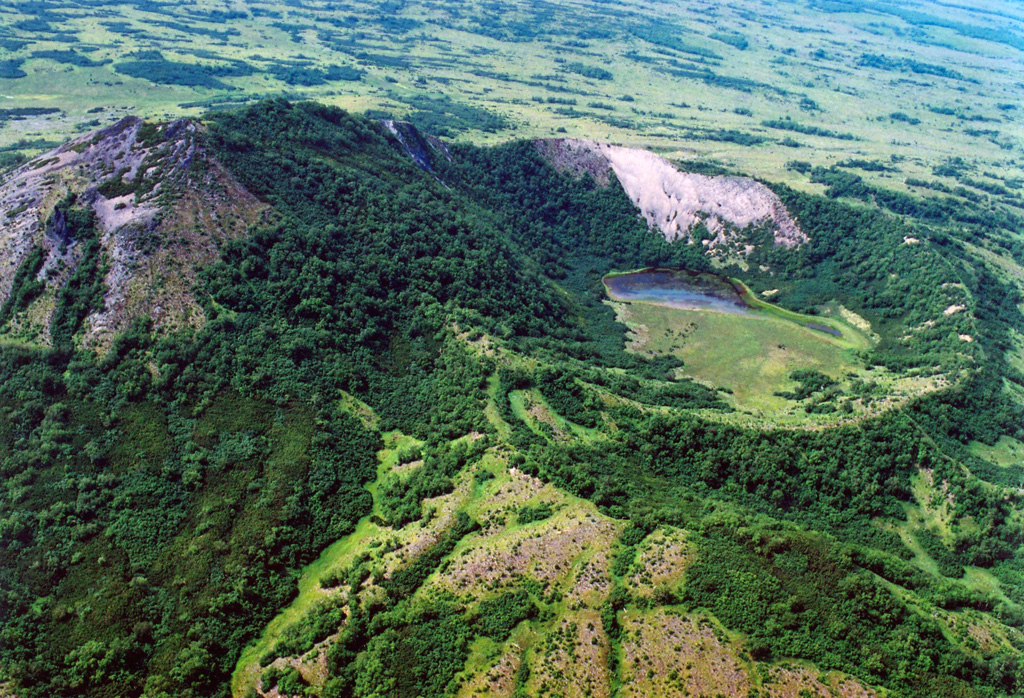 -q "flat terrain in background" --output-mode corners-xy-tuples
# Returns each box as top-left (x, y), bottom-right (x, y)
(0, 0), (1022, 199)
